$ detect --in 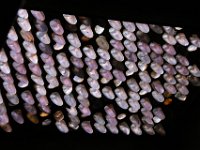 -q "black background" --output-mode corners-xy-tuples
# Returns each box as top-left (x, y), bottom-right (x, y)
(1, 1), (200, 150)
